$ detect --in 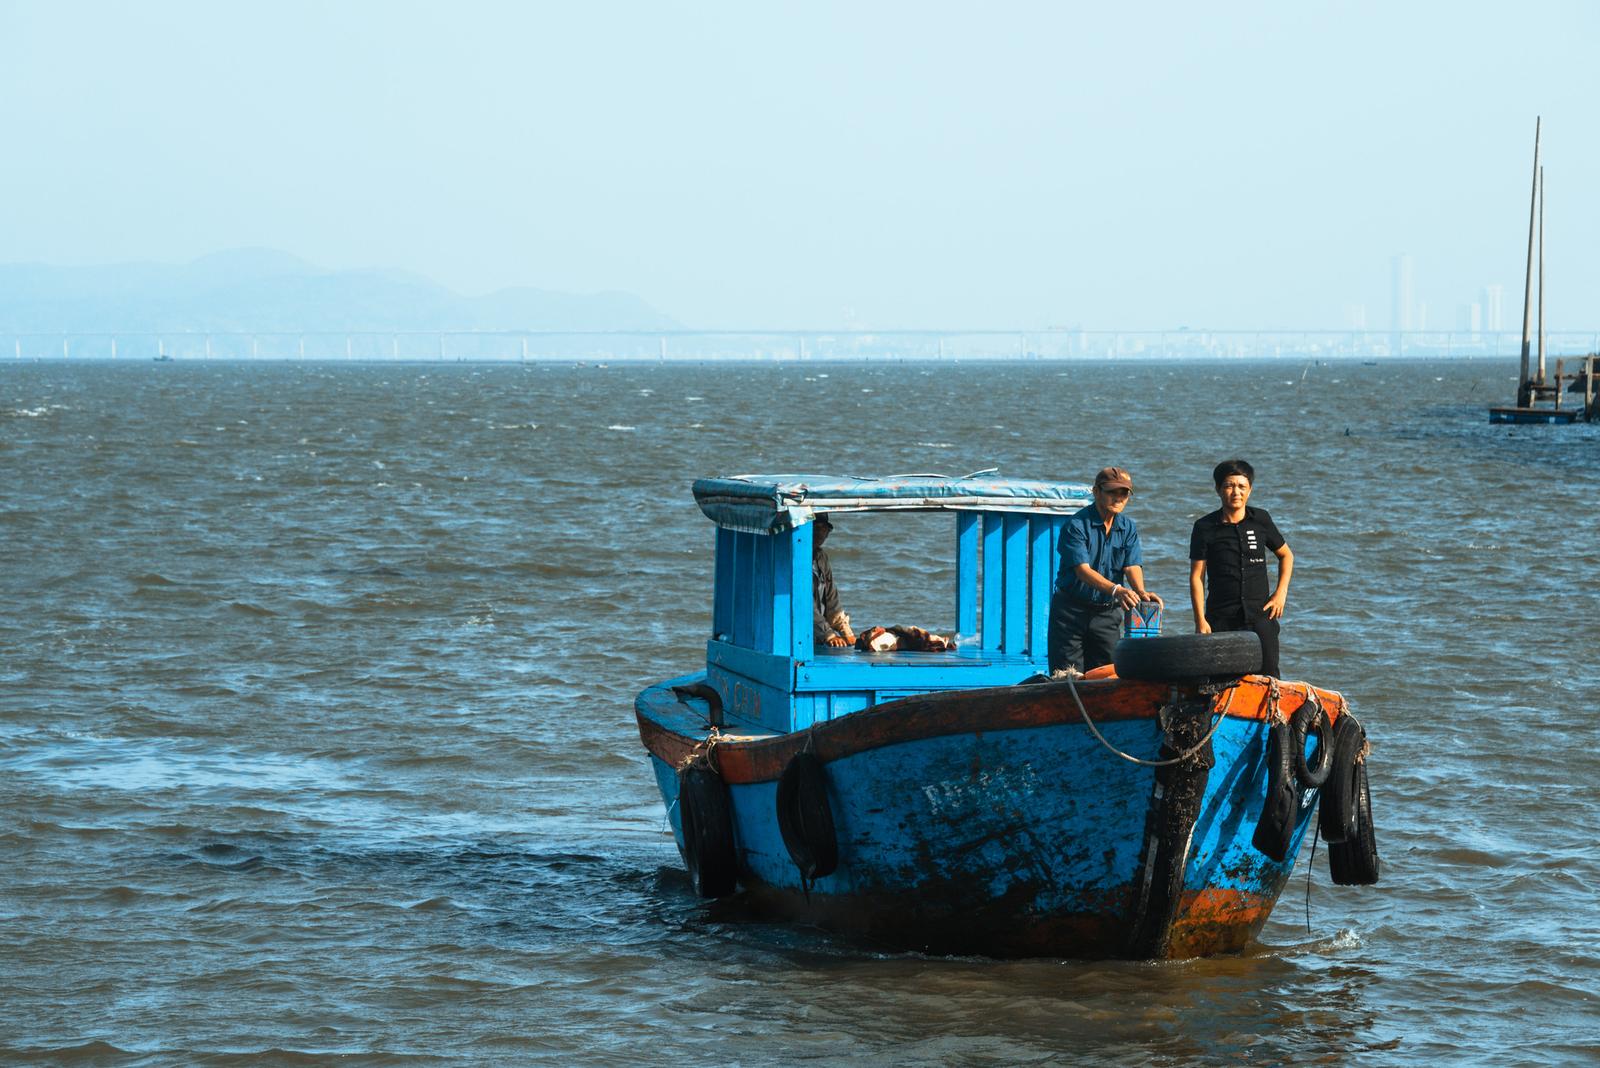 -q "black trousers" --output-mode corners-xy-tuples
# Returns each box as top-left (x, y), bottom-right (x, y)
(1047, 594), (1123, 673)
(1206, 610), (1281, 678)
